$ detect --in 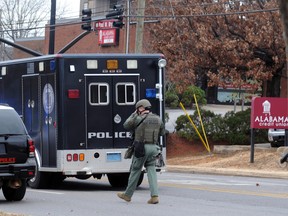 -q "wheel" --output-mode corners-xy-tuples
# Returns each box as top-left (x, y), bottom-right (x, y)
(49, 173), (66, 188)
(28, 162), (50, 189)
(2, 179), (26, 201)
(107, 172), (144, 188)
(107, 173), (129, 188)
(270, 141), (283, 148)
(75, 175), (91, 180)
